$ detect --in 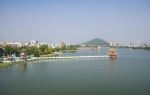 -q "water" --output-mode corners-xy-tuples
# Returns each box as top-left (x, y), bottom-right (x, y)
(0, 48), (150, 95)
